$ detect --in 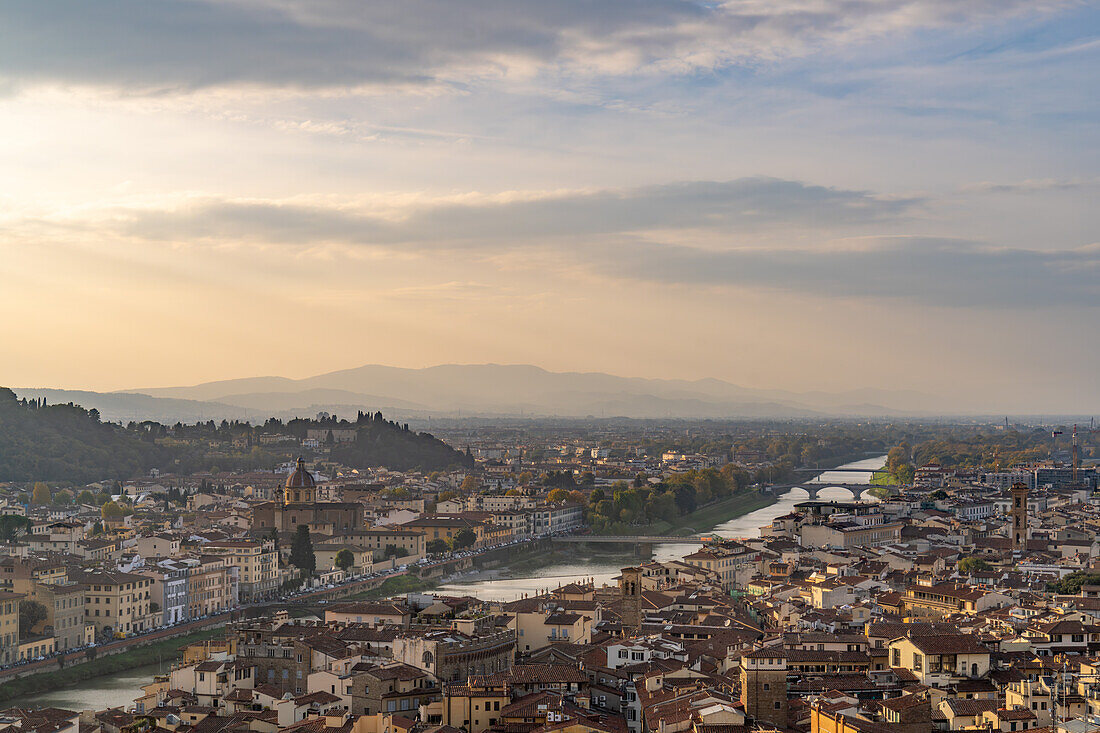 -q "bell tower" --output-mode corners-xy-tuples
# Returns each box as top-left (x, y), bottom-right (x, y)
(618, 566), (642, 629)
(740, 648), (788, 729)
(1010, 482), (1028, 552)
